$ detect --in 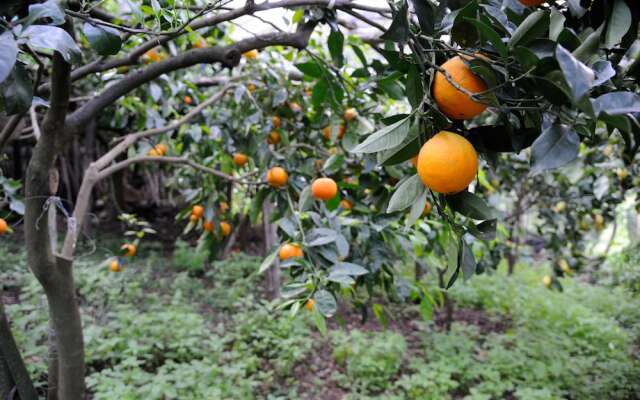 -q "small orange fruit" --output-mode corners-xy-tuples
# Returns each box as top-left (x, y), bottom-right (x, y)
(247, 83), (256, 93)
(0, 218), (8, 234)
(190, 214), (199, 222)
(340, 199), (353, 210)
(311, 177), (338, 201)
(220, 222), (231, 237)
(423, 201), (432, 216)
(233, 153), (249, 167)
(243, 49), (258, 60)
(191, 205), (204, 219)
(305, 298), (315, 312)
(542, 275), (552, 287)
(147, 148), (160, 157)
(267, 167), (288, 188)
(193, 38), (207, 49)
(343, 108), (358, 121)
(154, 143), (168, 156)
(203, 220), (214, 232)
(416, 131), (478, 194)
(519, 0), (545, 5)
(121, 244), (137, 257)
(183, 95), (193, 105)
(279, 243), (303, 260)
(267, 130), (281, 145)
(110, 260), (121, 272)
(142, 49), (162, 64)
(432, 56), (488, 120)
(322, 125), (346, 141)
(272, 115), (282, 128)
(289, 102), (302, 113)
